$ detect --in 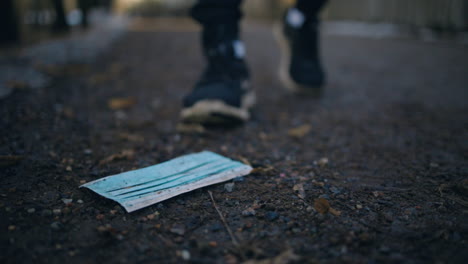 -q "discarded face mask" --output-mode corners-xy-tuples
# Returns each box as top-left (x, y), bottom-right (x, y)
(80, 151), (252, 212)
